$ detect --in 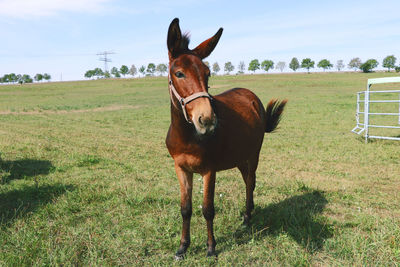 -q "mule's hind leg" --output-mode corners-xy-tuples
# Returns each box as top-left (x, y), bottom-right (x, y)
(238, 153), (259, 225)
(202, 171), (217, 257)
